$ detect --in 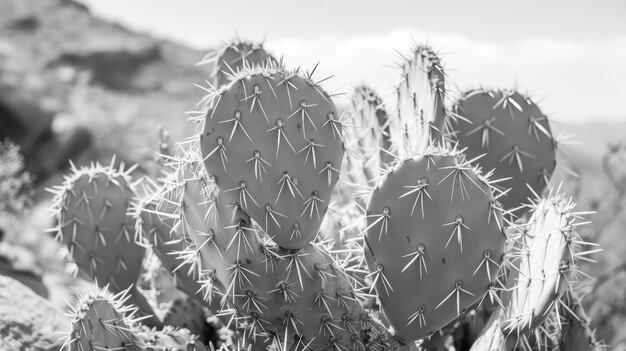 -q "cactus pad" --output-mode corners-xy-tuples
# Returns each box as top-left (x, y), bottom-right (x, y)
(199, 64), (344, 249)
(451, 89), (557, 215)
(365, 146), (505, 342)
